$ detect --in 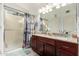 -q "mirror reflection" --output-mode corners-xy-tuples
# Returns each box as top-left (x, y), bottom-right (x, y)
(35, 3), (77, 38)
